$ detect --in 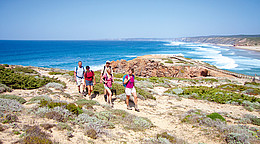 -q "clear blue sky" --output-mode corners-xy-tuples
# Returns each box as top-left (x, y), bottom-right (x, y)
(0, 0), (260, 40)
